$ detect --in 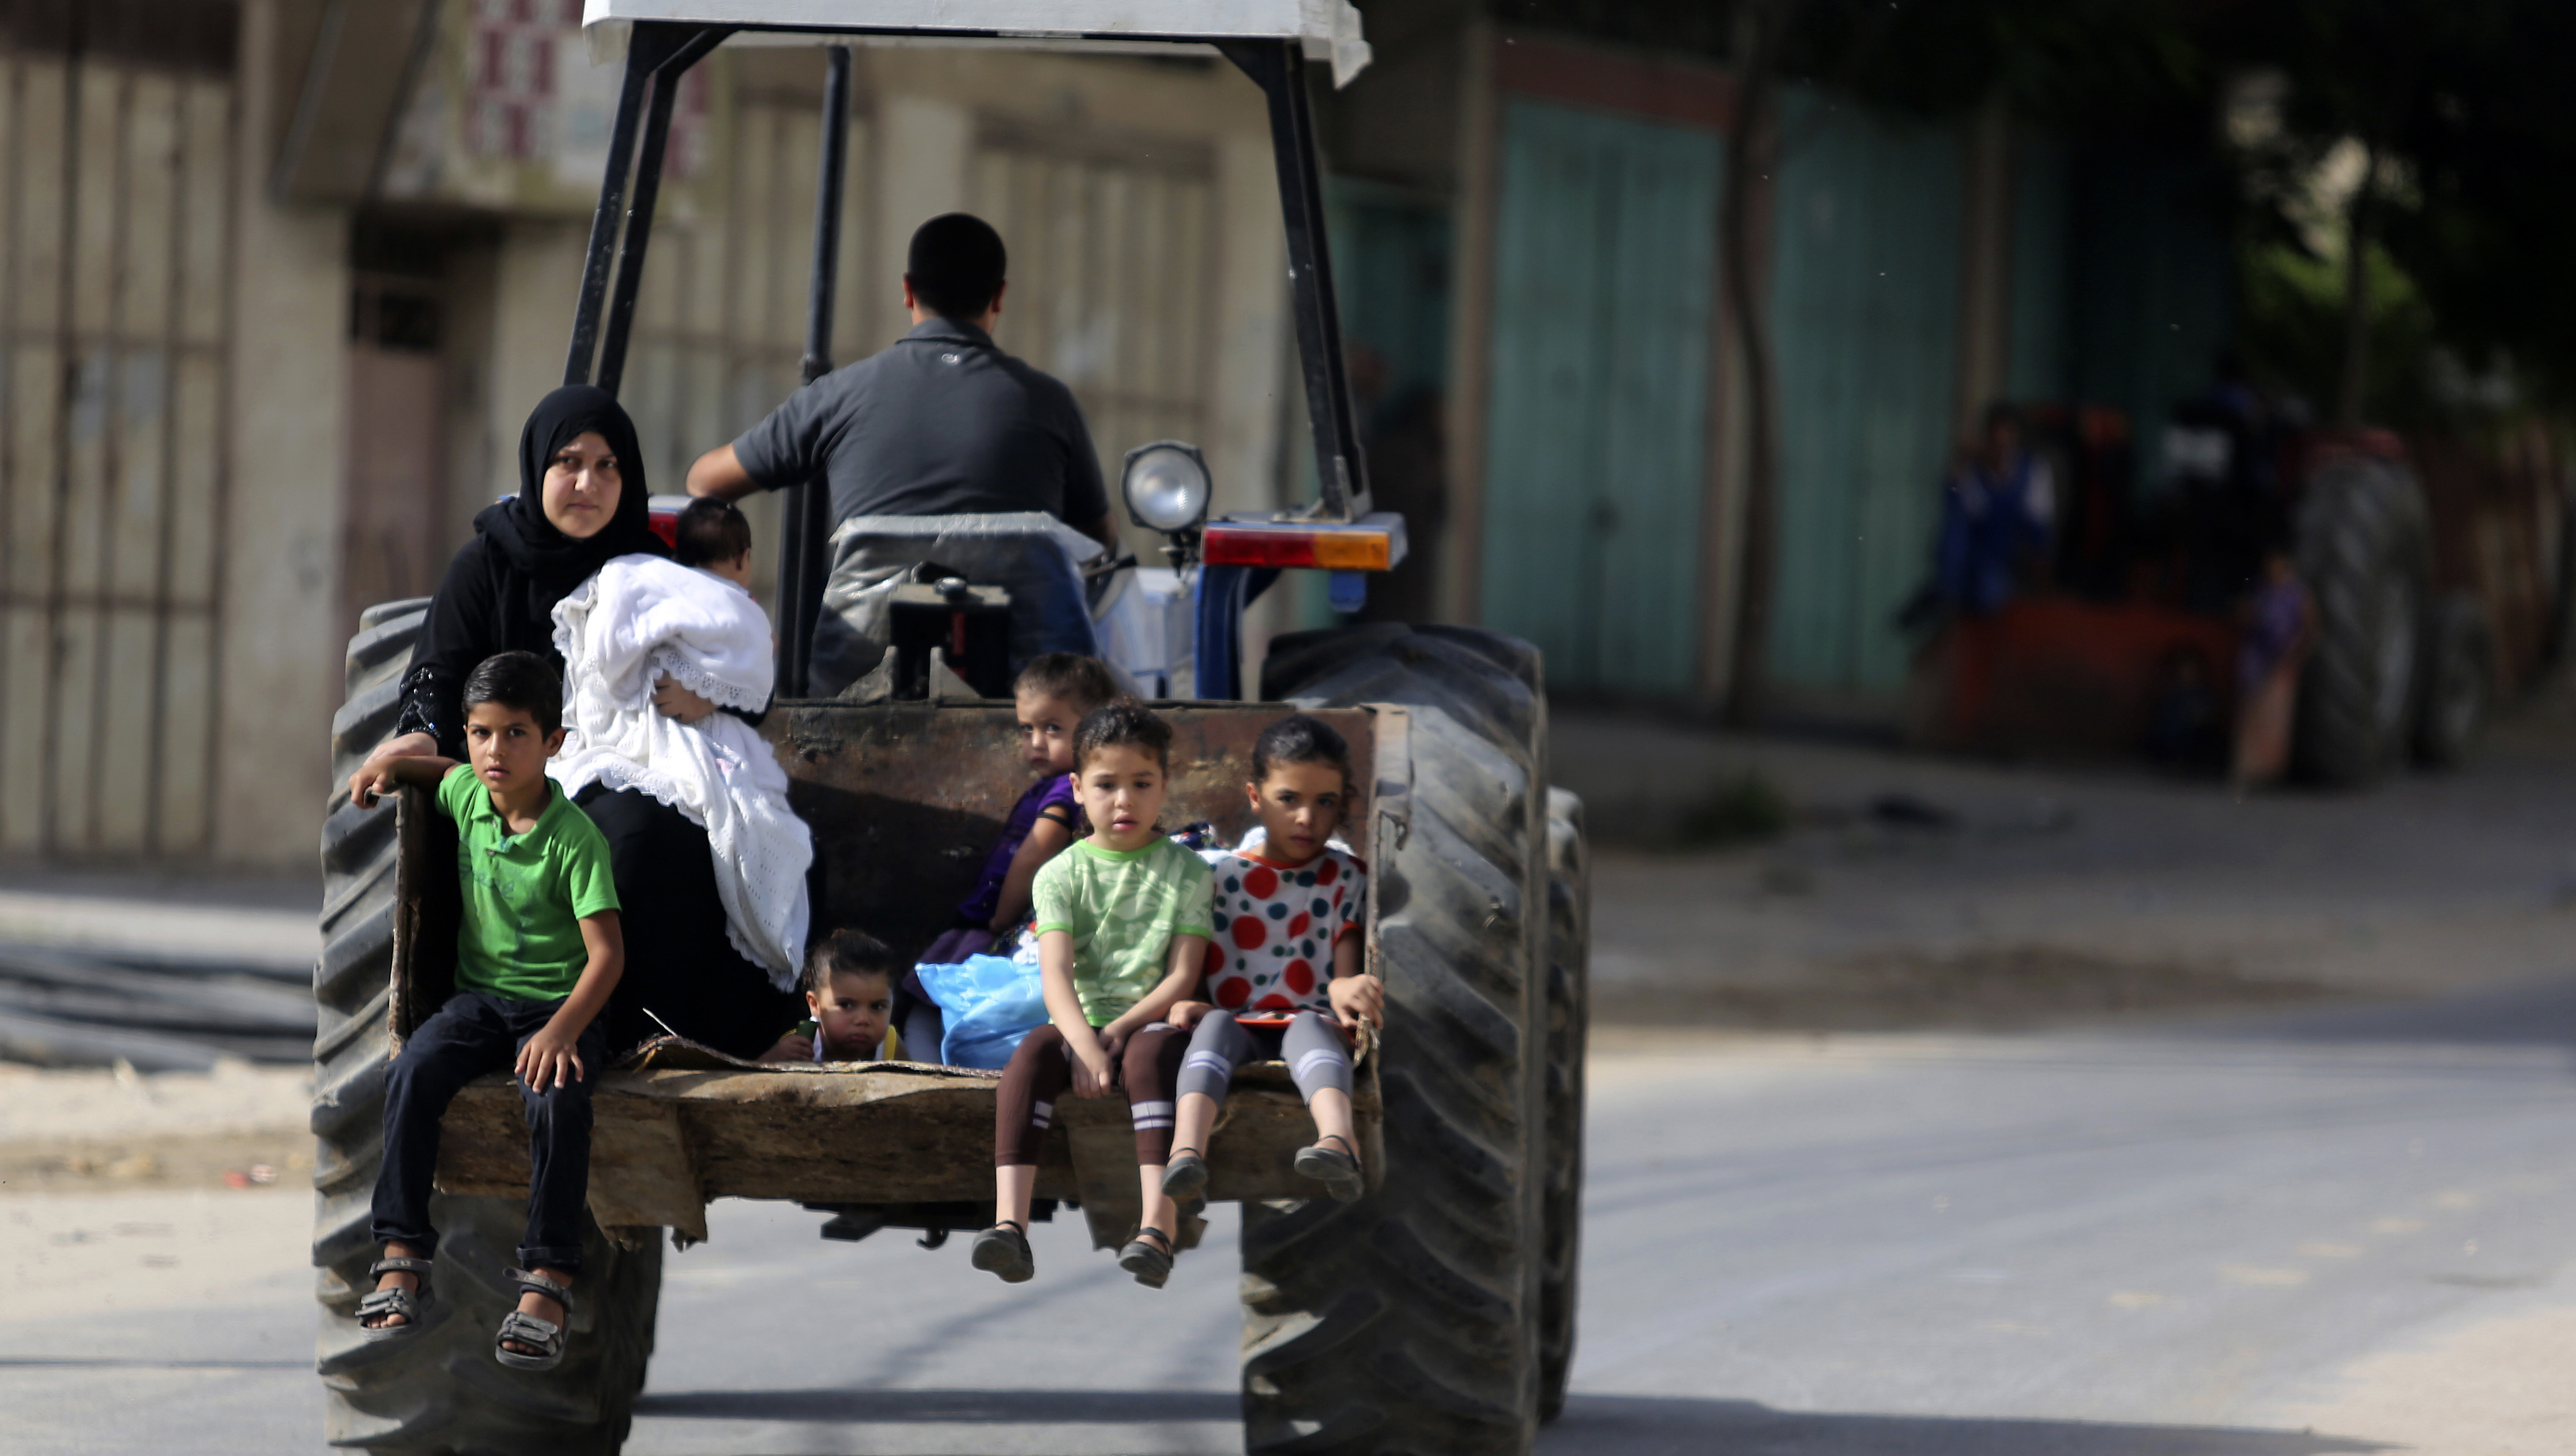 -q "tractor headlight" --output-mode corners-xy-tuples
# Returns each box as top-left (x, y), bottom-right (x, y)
(1121, 441), (1211, 535)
